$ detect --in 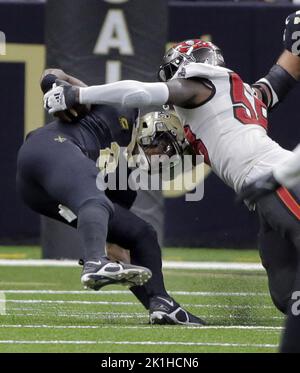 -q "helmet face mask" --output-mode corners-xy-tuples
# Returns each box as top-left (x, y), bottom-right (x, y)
(137, 111), (185, 173)
(142, 130), (180, 158)
(158, 54), (185, 82)
(158, 39), (225, 82)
